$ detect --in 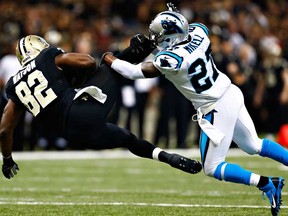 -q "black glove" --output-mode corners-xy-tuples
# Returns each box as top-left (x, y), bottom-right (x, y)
(2, 157), (19, 179)
(116, 33), (156, 64)
(129, 33), (156, 55)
